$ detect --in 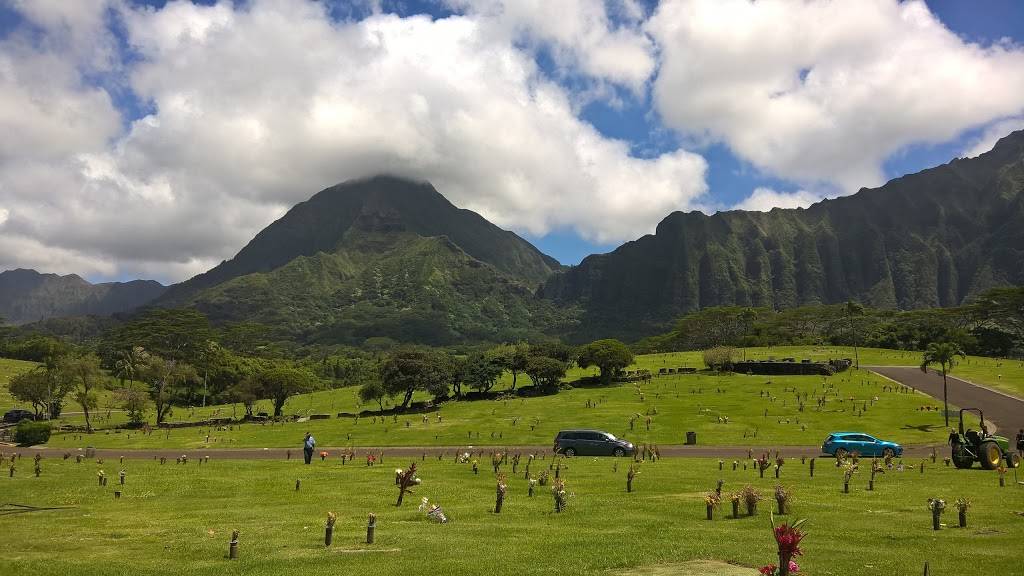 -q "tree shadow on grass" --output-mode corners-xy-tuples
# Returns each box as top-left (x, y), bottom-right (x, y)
(901, 423), (942, 433)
